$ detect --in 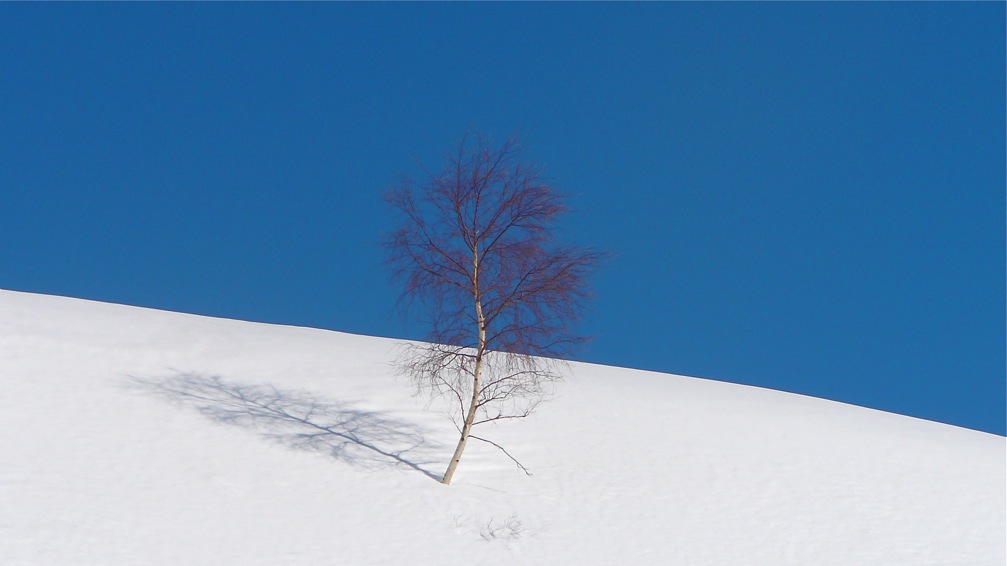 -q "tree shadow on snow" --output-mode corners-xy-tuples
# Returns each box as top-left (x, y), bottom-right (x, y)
(129, 372), (442, 481)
